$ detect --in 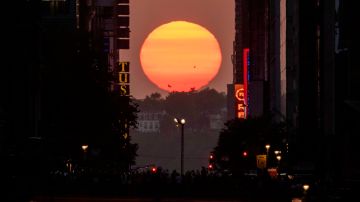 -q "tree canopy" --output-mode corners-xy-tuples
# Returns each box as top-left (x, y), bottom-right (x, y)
(136, 88), (226, 133)
(211, 117), (288, 174)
